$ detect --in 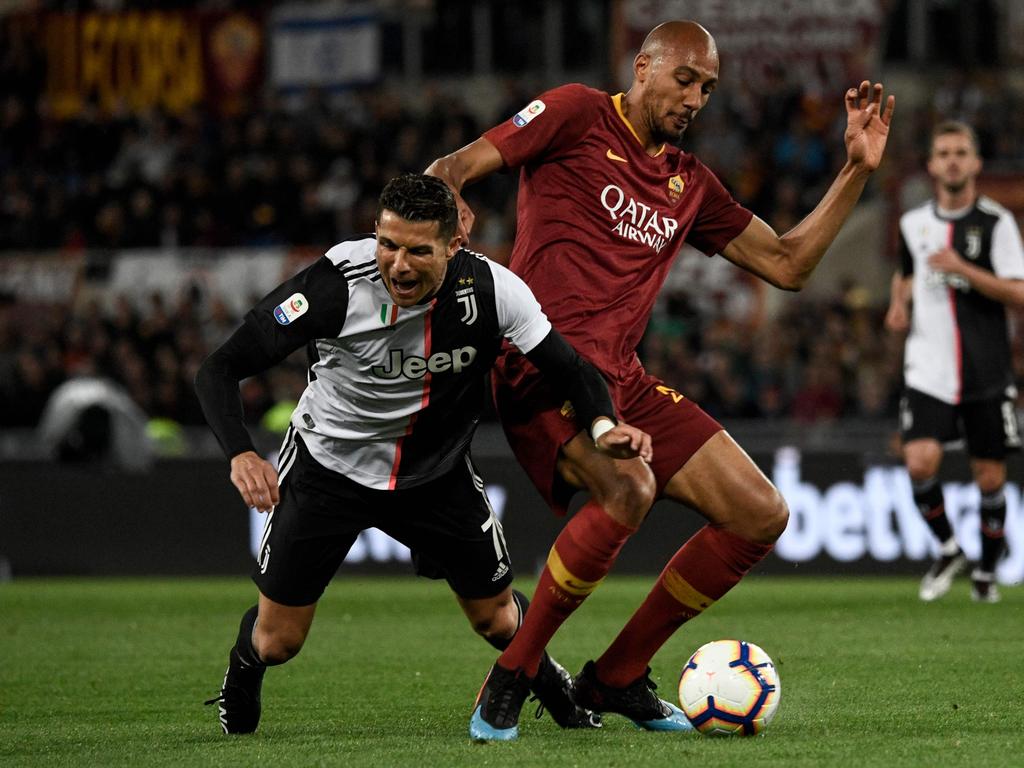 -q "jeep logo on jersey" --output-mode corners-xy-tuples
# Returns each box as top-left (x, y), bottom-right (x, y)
(926, 269), (970, 293)
(600, 184), (679, 253)
(372, 346), (478, 379)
